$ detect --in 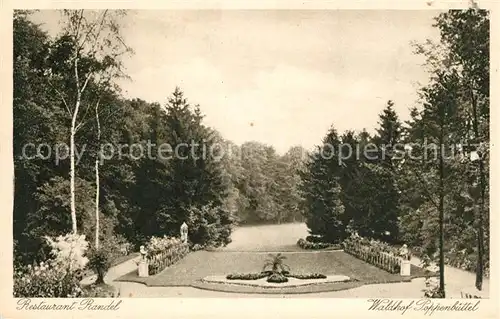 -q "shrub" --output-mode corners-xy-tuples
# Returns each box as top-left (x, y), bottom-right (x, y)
(14, 233), (91, 298)
(14, 260), (83, 298)
(81, 283), (119, 297)
(423, 277), (444, 298)
(87, 248), (112, 284)
(305, 235), (323, 243)
(191, 243), (204, 251)
(267, 273), (288, 283)
(187, 204), (233, 247)
(343, 235), (402, 274)
(226, 272), (268, 280)
(145, 236), (190, 275)
(286, 273), (327, 279)
(146, 236), (183, 255)
(297, 238), (342, 250)
(44, 233), (90, 271)
(262, 253), (290, 274)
